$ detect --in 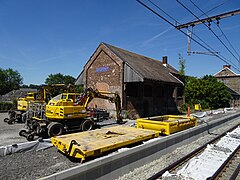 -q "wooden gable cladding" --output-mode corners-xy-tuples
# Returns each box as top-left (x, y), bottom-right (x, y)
(124, 63), (143, 82)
